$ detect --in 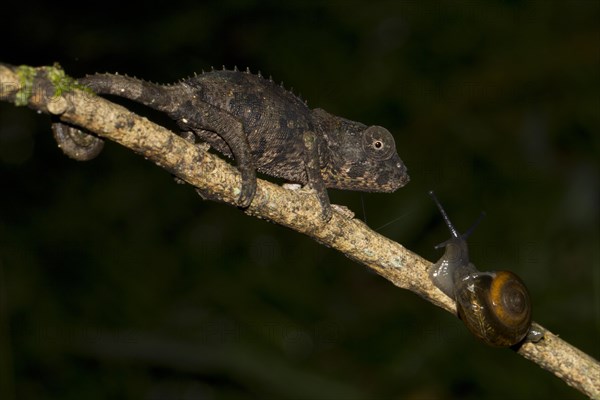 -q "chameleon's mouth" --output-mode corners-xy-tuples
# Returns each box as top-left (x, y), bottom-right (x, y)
(322, 159), (409, 193)
(371, 158), (409, 192)
(393, 161), (410, 189)
(383, 173), (410, 192)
